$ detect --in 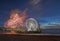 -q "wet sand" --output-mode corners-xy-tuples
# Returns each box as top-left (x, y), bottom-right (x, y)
(0, 33), (60, 41)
